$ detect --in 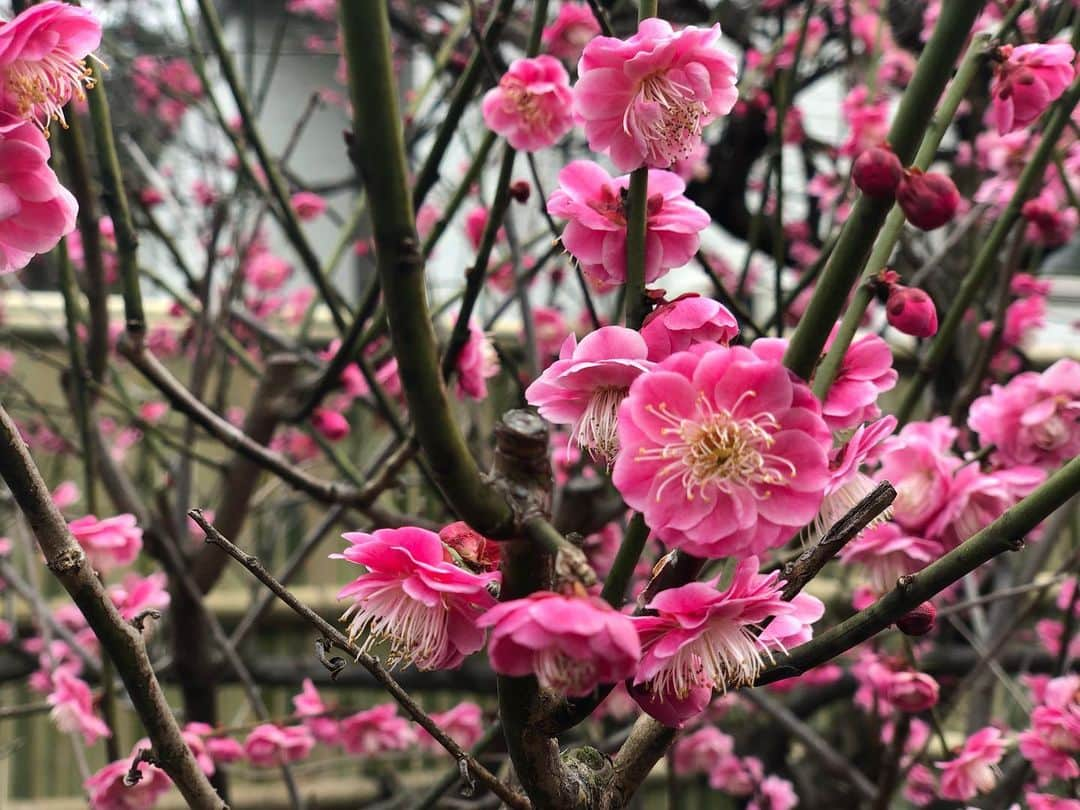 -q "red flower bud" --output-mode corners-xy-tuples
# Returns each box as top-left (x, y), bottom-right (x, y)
(510, 180), (531, 203)
(896, 601), (937, 636)
(853, 146), (903, 198)
(896, 169), (961, 231)
(887, 285), (938, 338)
(311, 408), (350, 442)
(439, 521), (501, 571)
